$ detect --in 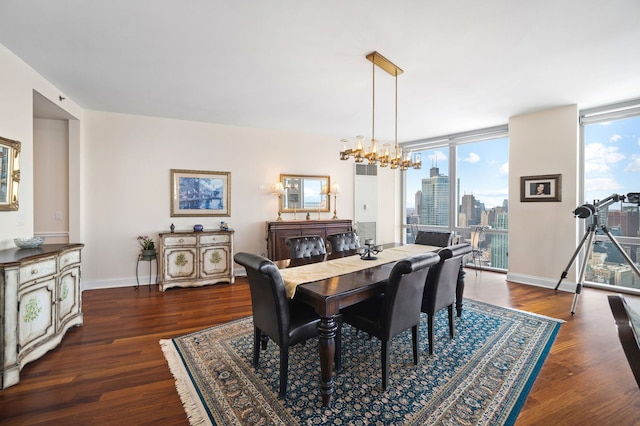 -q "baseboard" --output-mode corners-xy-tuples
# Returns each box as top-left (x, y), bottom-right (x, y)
(506, 272), (575, 292)
(82, 267), (246, 291)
